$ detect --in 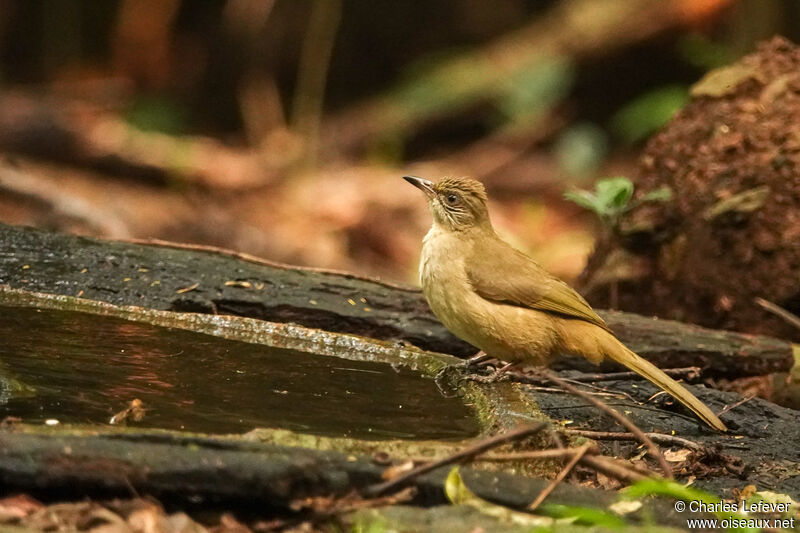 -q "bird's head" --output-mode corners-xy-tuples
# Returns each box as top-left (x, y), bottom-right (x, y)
(403, 176), (492, 231)
(404, 176), (492, 231)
